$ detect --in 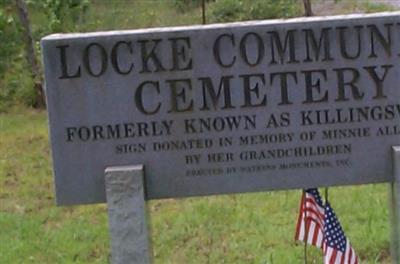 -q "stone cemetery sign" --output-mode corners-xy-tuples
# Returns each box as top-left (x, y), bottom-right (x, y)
(42, 13), (400, 205)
